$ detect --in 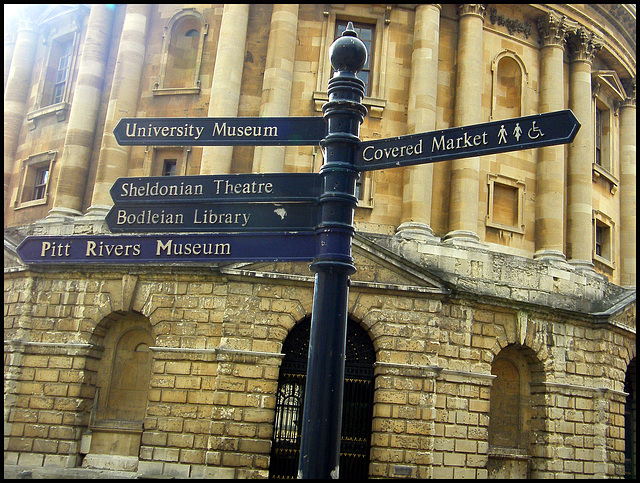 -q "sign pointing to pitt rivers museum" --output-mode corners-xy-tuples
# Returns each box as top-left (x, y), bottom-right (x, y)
(16, 232), (317, 264)
(355, 110), (580, 171)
